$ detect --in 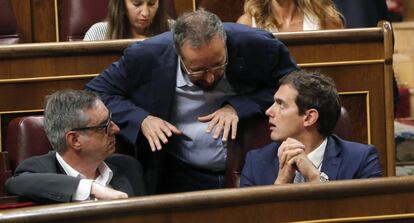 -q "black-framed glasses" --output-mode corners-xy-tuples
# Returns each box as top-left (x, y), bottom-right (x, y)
(180, 52), (228, 78)
(71, 112), (112, 135)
